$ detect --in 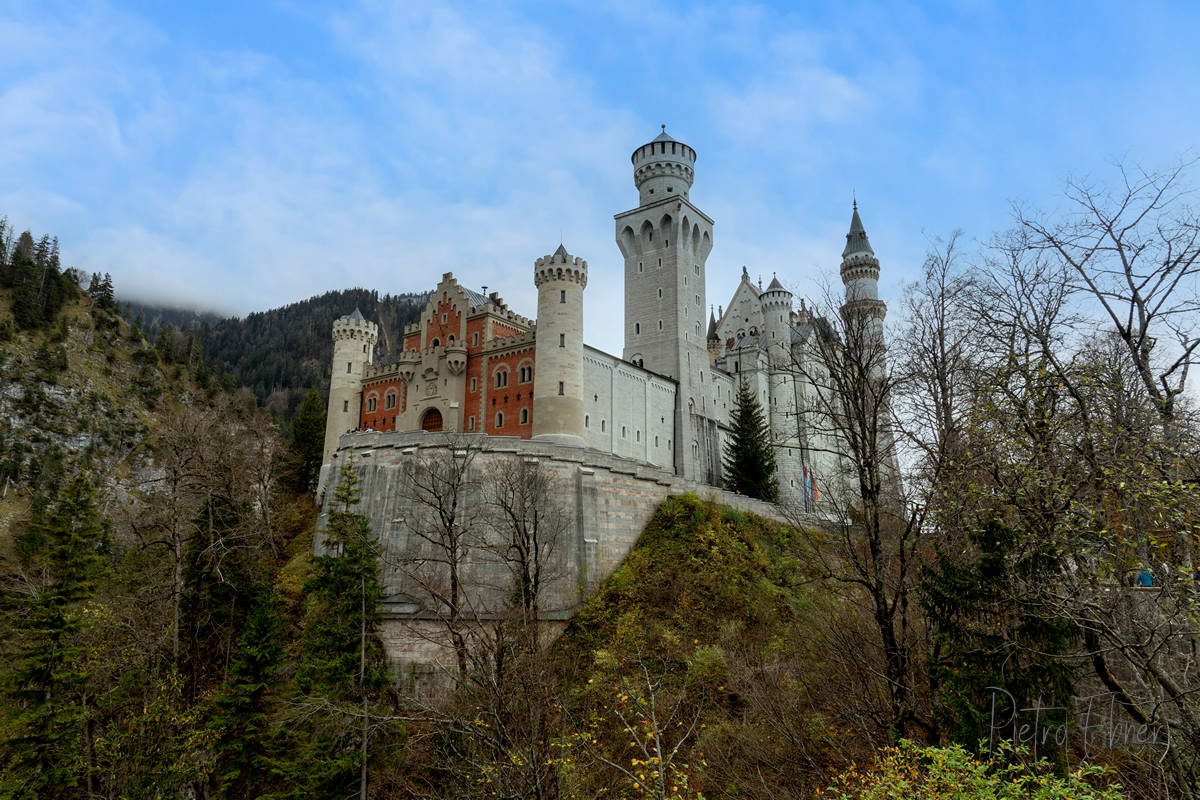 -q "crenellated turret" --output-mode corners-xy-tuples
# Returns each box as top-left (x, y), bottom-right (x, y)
(532, 244), (587, 445)
(631, 125), (697, 205)
(319, 308), (379, 494)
